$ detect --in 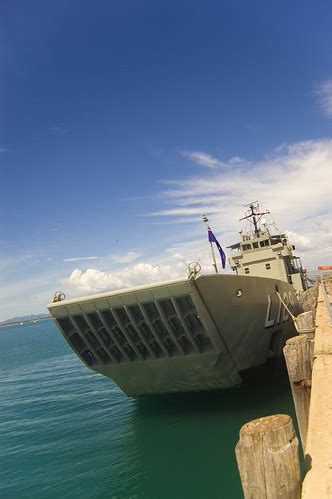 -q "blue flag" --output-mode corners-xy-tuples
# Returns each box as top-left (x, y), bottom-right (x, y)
(208, 227), (226, 269)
